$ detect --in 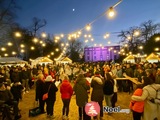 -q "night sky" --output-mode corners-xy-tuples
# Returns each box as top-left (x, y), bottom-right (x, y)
(16, 0), (160, 46)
